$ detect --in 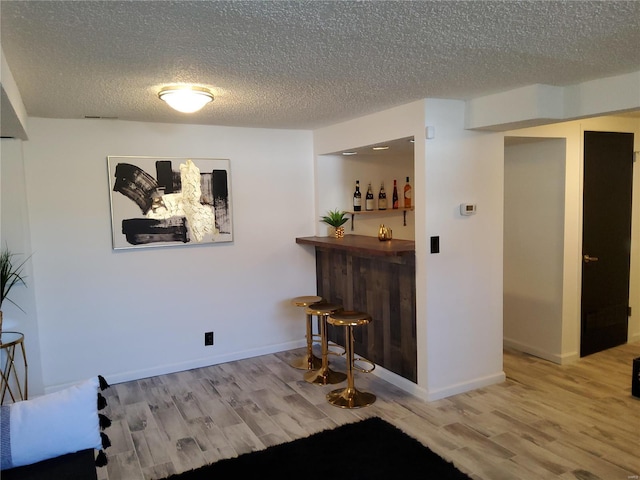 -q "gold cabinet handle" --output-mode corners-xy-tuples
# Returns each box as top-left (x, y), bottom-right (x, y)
(583, 254), (599, 263)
